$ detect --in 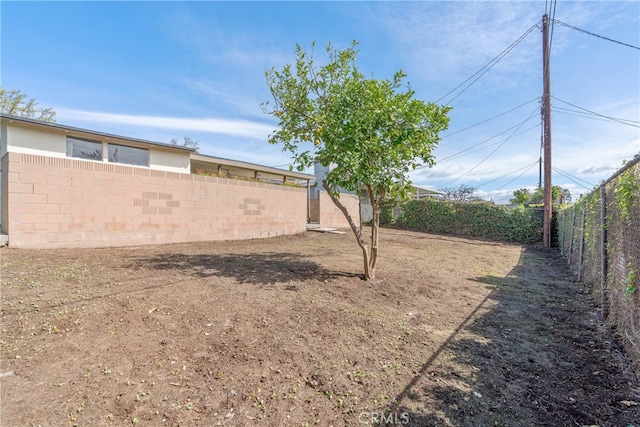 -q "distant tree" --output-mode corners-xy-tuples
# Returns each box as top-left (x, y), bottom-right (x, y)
(439, 184), (477, 202)
(510, 188), (532, 206)
(0, 88), (56, 122)
(511, 186), (571, 206)
(263, 41), (450, 280)
(170, 136), (199, 152)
